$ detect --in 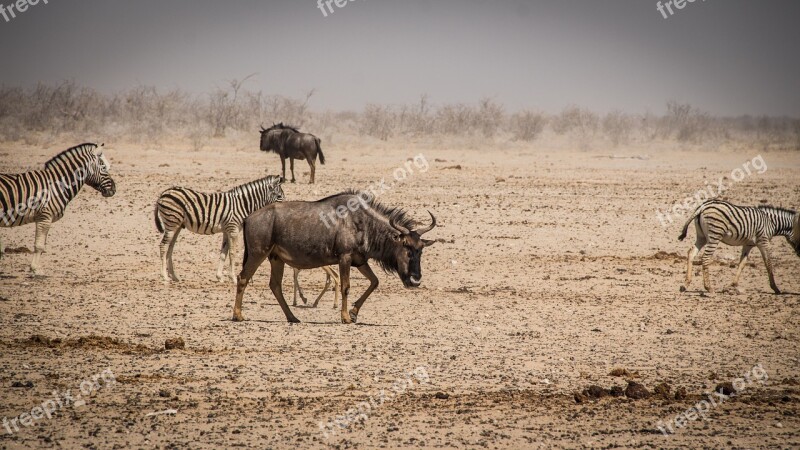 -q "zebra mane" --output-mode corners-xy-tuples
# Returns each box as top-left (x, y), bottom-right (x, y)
(227, 175), (282, 195)
(757, 204), (795, 215)
(45, 143), (99, 169)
